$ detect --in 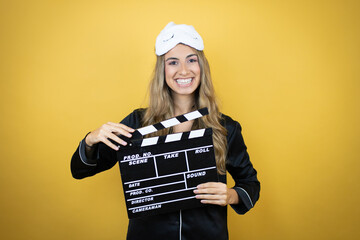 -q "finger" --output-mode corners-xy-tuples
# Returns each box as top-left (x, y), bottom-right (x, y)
(199, 199), (227, 206)
(107, 122), (135, 133)
(194, 187), (227, 195)
(101, 137), (120, 151)
(195, 193), (228, 206)
(103, 125), (132, 138)
(110, 126), (133, 138)
(195, 194), (226, 200)
(106, 132), (128, 147)
(197, 182), (223, 189)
